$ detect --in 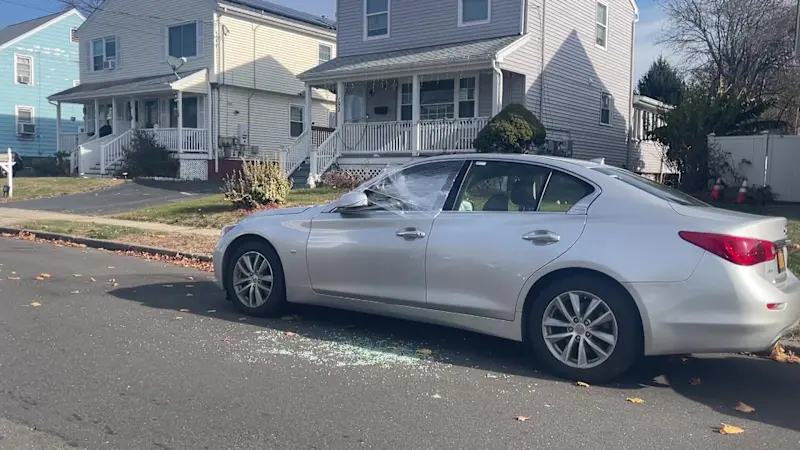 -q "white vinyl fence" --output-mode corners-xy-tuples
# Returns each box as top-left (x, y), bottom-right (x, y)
(708, 133), (800, 203)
